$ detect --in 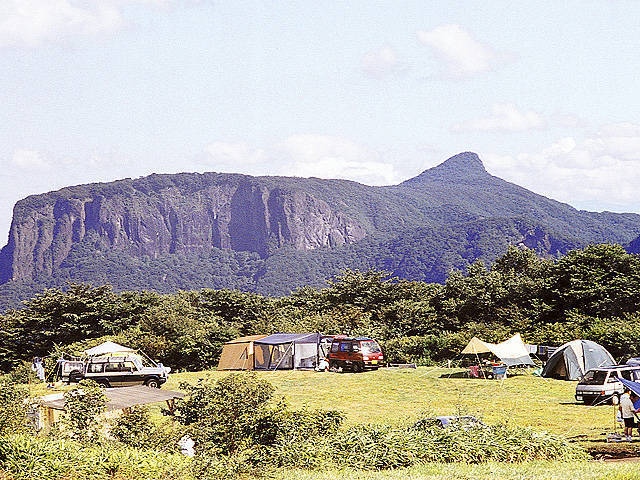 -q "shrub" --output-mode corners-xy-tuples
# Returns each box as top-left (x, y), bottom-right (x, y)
(0, 434), (193, 480)
(0, 382), (30, 435)
(58, 380), (107, 442)
(174, 373), (277, 455)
